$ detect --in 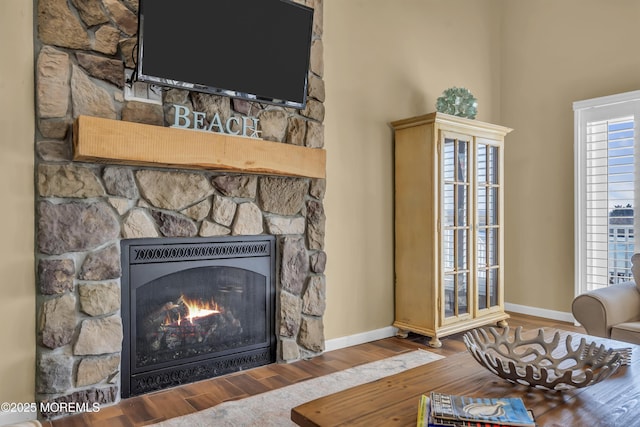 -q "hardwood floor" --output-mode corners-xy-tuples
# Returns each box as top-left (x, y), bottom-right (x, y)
(44, 313), (584, 427)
